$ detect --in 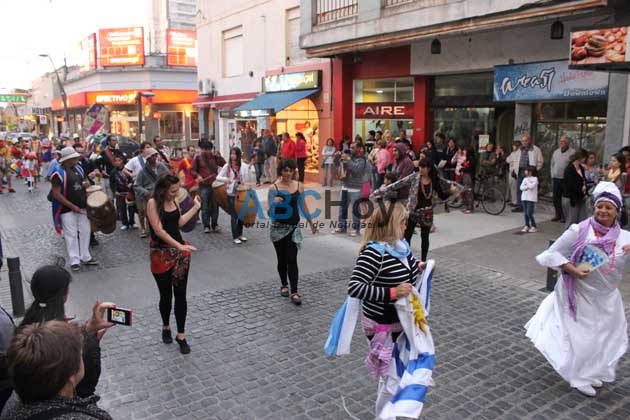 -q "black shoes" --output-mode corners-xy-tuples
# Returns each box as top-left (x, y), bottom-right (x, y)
(71, 264), (80, 272)
(162, 329), (173, 344)
(175, 337), (191, 354)
(81, 258), (99, 266)
(511, 207), (523, 213)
